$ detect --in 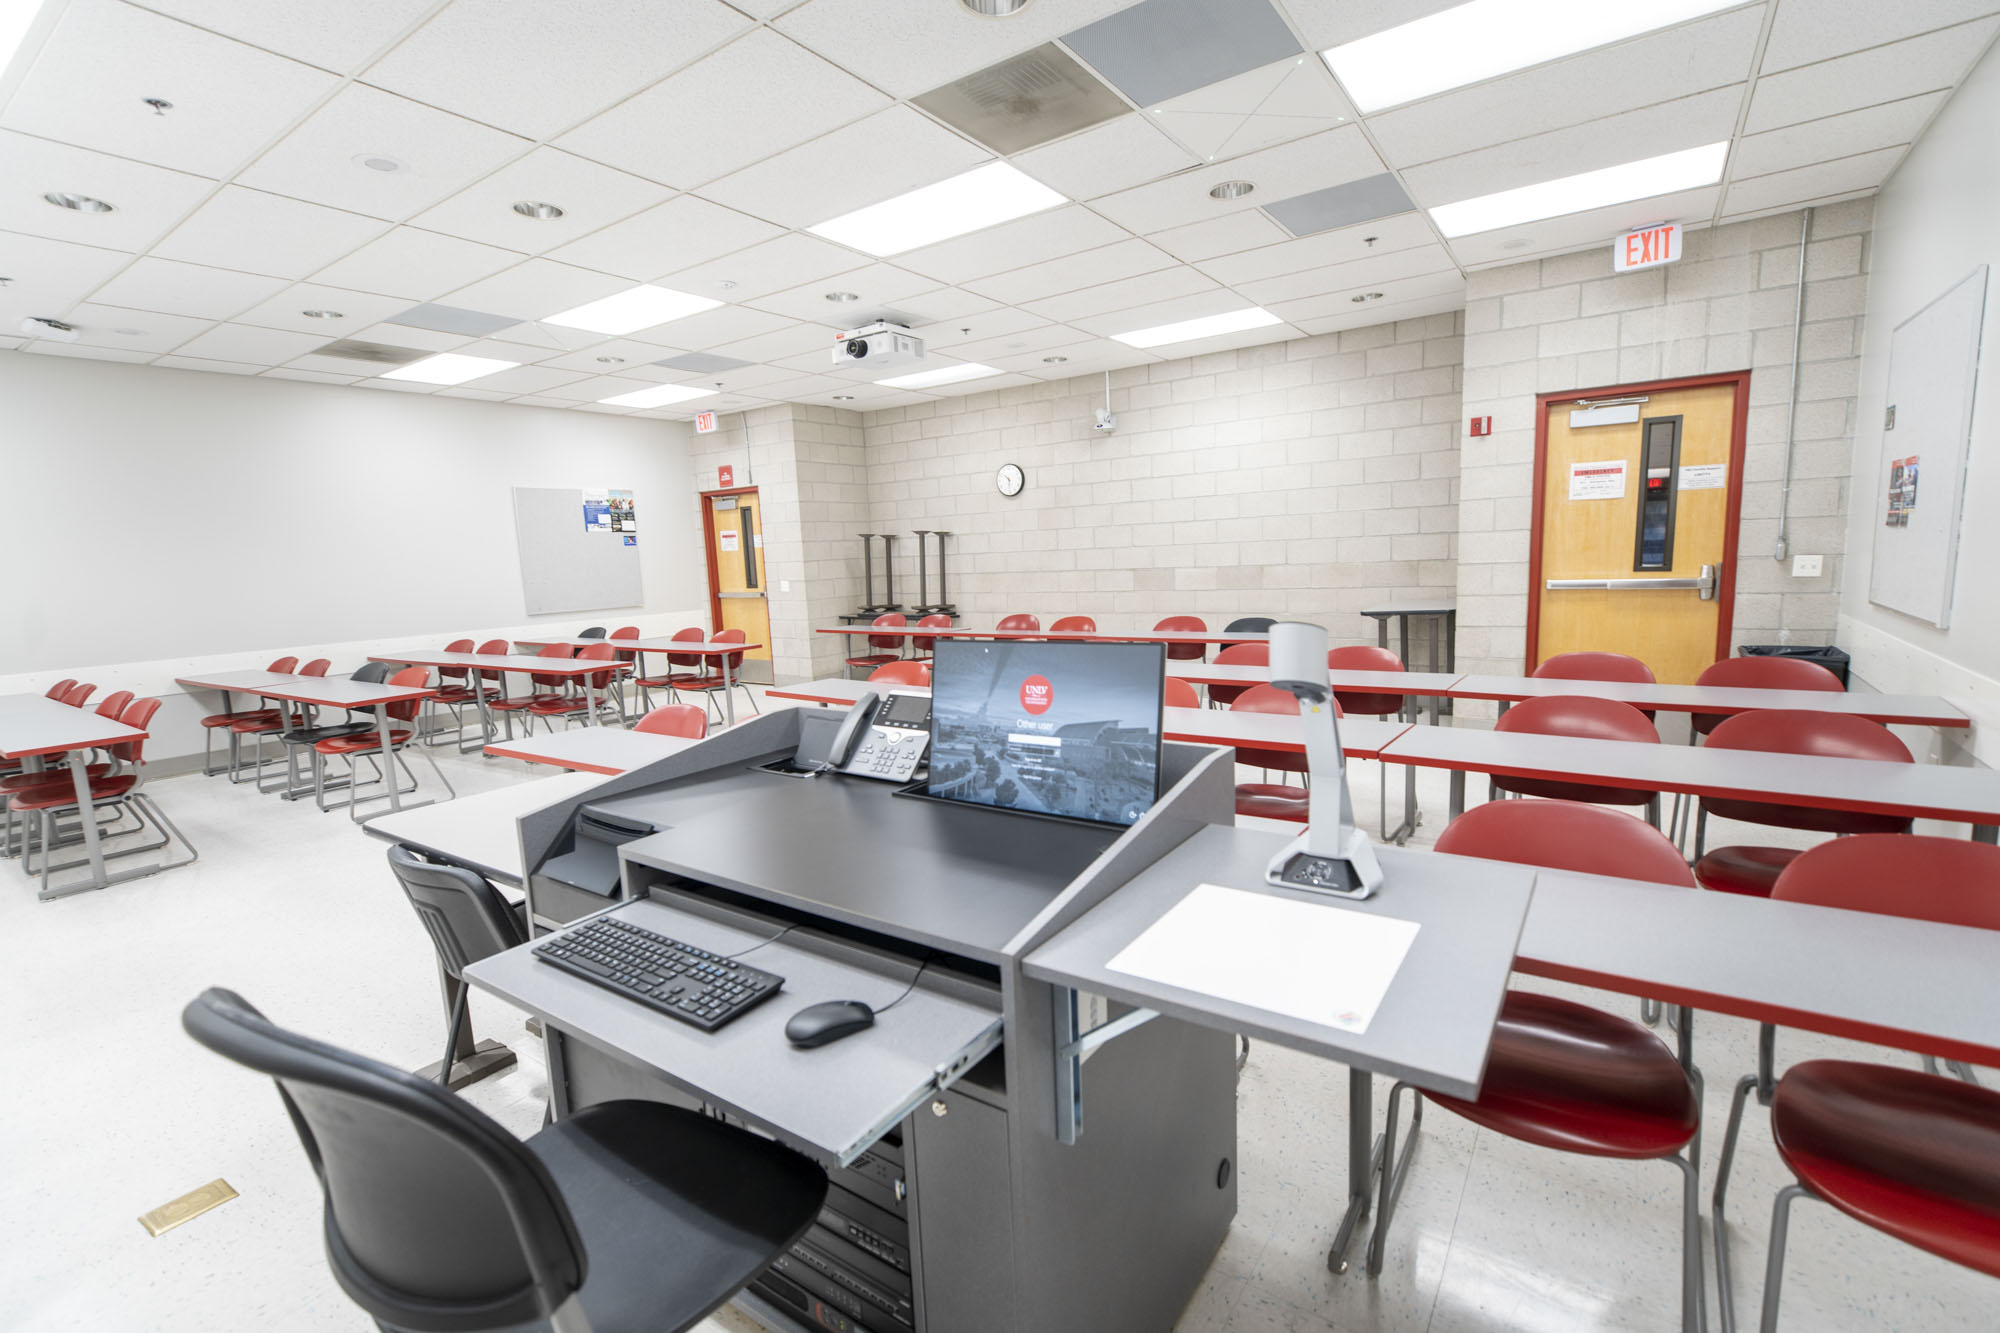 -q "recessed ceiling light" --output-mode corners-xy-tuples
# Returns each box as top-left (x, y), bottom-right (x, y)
(113, 327), (144, 336)
(353, 153), (403, 173)
(380, 352), (520, 386)
(1209, 181), (1255, 200)
(301, 309), (343, 319)
(961, 0), (1031, 15)
(43, 192), (113, 213)
(142, 97), (172, 116)
(1429, 141), (1728, 237)
(512, 200), (565, 219)
(809, 161), (1064, 257)
(1323, 0), (1739, 113)
(1349, 292), (1384, 304)
(825, 291), (860, 303)
(716, 280), (737, 290)
(1111, 307), (1282, 349)
(598, 383), (717, 408)
(876, 362), (1004, 390)
(545, 284), (723, 336)
(833, 394), (856, 401)
(596, 355), (625, 363)
(1042, 355), (1068, 364)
